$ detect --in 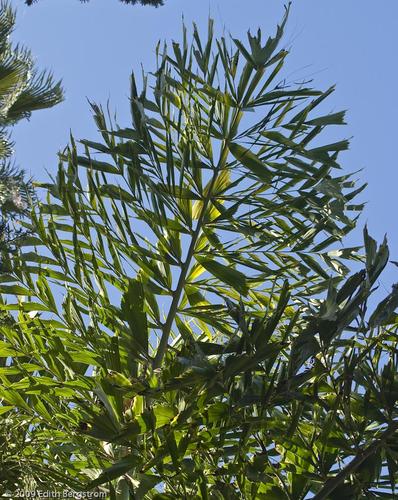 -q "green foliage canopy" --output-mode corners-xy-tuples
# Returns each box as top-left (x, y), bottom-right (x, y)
(1, 8), (398, 499)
